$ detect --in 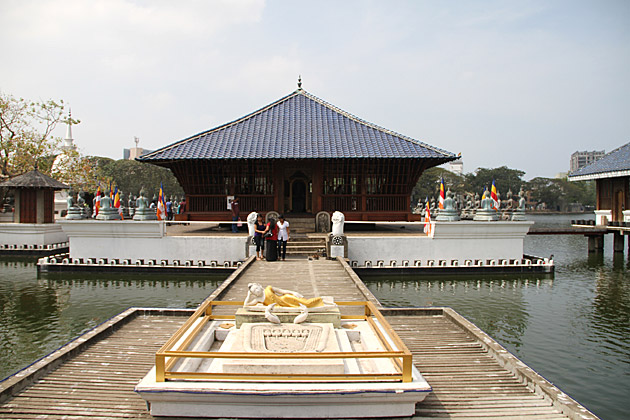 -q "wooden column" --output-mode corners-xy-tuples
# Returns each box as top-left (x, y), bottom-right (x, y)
(613, 231), (624, 252)
(273, 164), (282, 212)
(312, 160), (323, 214)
